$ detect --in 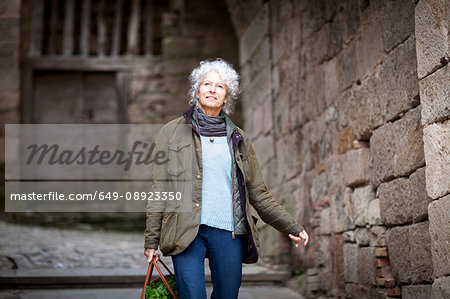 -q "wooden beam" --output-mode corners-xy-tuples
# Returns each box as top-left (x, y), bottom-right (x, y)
(80, 0), (91, 57)
(22, 56), (159, 72)
(127, 0), (141, 55)
(29, 0), (44, 56)
(48, 0), (58, 55)
(144, 0), (153, 56)
(111, 0), (123, 56)
(97, 0), (106, 57)
(63, 0), (75, 56)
